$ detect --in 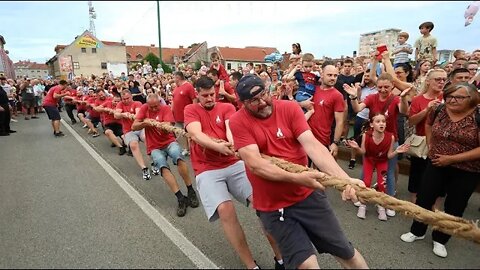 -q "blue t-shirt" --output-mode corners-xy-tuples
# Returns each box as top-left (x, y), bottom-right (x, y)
(294, 71), (320, 95)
